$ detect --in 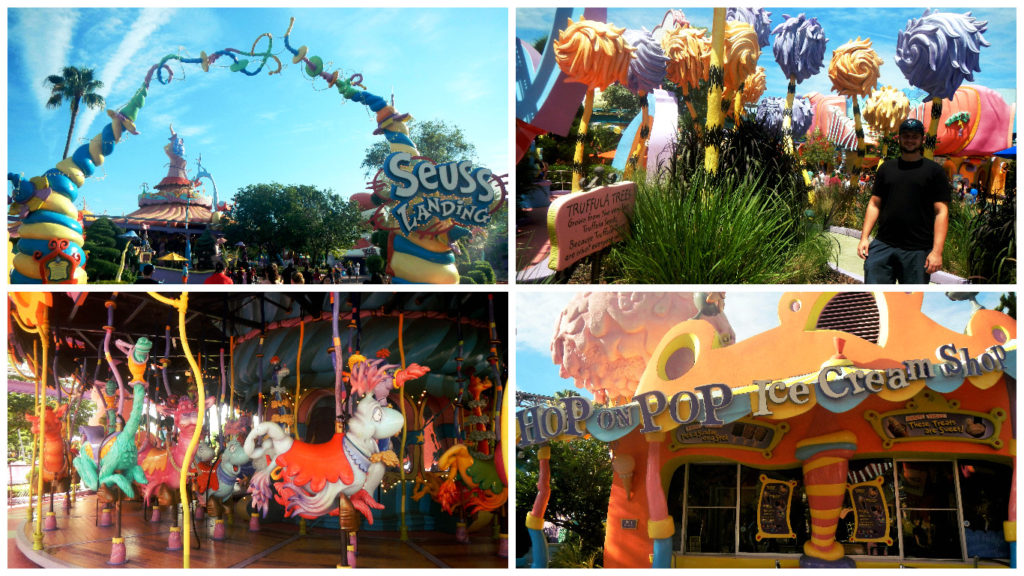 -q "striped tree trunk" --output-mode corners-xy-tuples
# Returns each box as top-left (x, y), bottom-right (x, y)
(705, 8), (726, 174)
(851, 94), (866, 184)
(925, 96), (942, 160)
(733, 83), (745, 123)
(571, 89), (596, 192)
(783, 75), (797, 154)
